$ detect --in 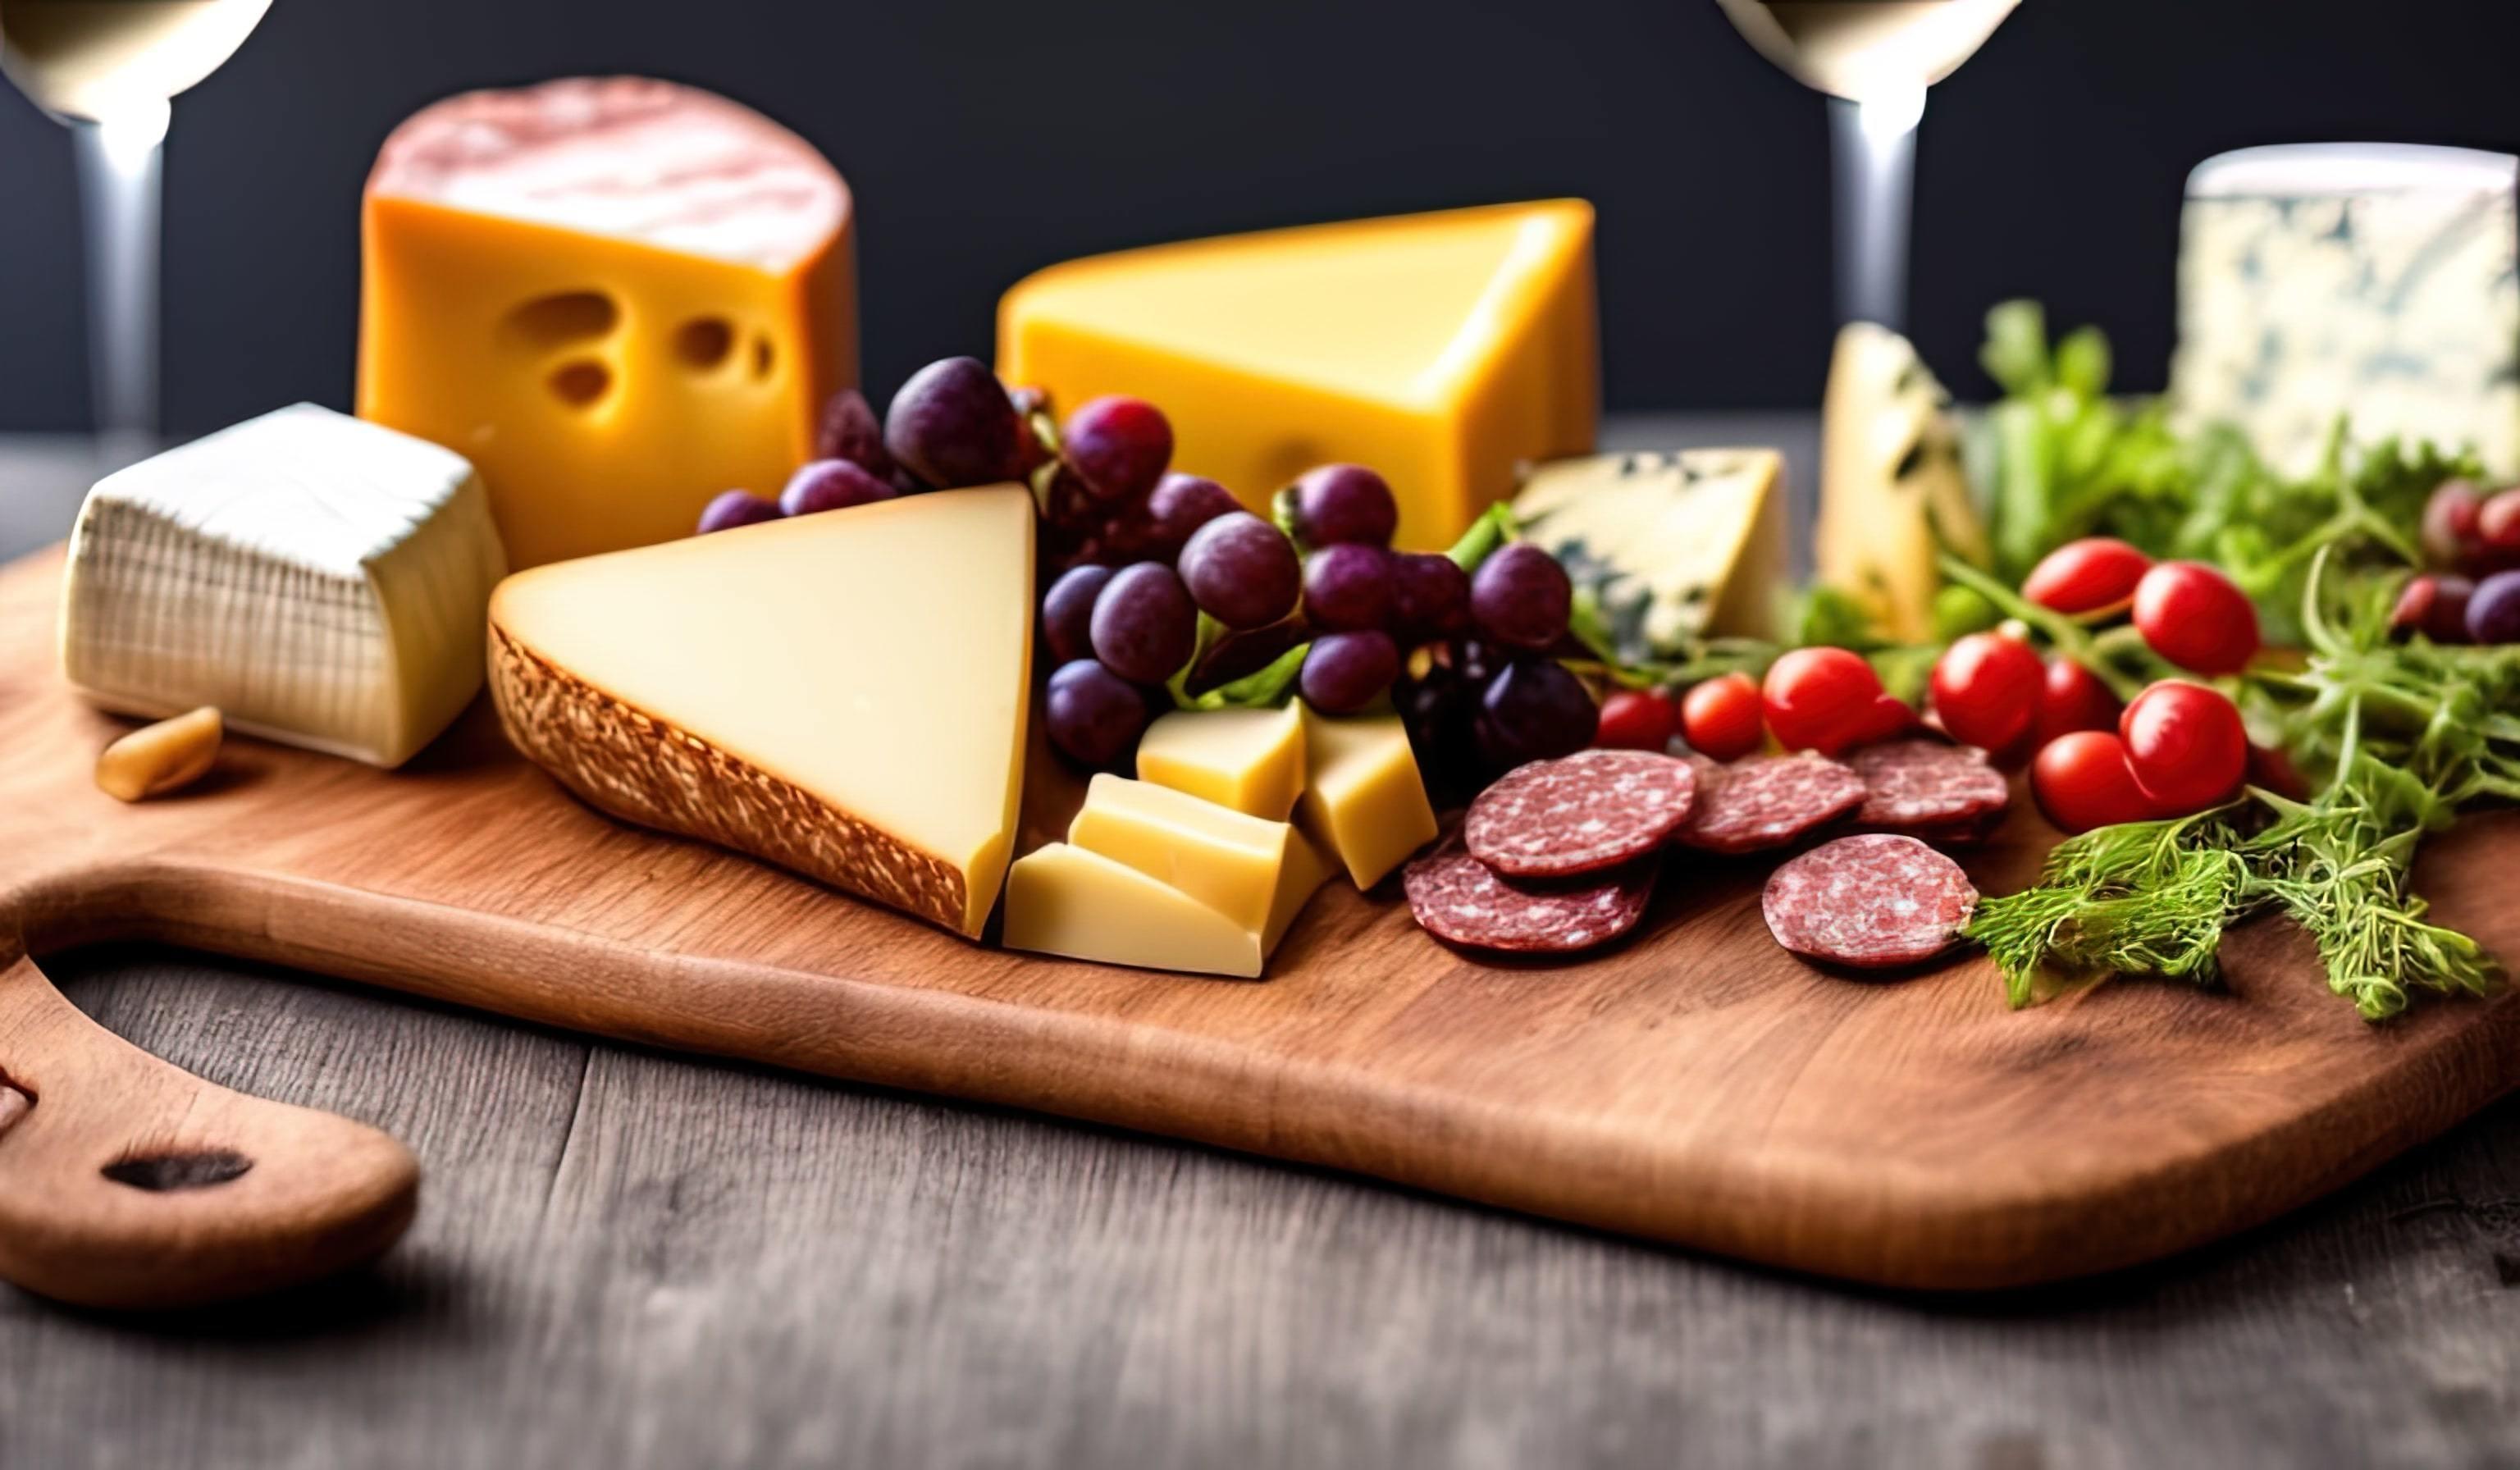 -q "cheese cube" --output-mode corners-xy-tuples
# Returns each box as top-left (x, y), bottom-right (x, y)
(59, 404), (507, 768)
(2171, 143), (2520, 477)
(1132, 705), (1307, 820)
(1296, 710), (1438, 890)
(359, 77), (857, 568)
(1513, 448), (1792, 658)
(488, 486), (1034, 938)
(1003, 844), (1270, 979)
(1815, 323), (1986, 643)
(998, 201), (1597, 550)
(1067, 774), (1325, 943)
